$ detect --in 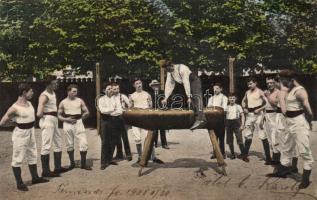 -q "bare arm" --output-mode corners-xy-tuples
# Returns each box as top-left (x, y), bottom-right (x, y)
(57, 101), (72, 123)
(296, 89), (313, 116)
(80, 99), (90, 119)
(241, 93), (248, 113)
(240, 112), (245, 130)
(0, 106), (17, 126)
(37, 95), (49, 118)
